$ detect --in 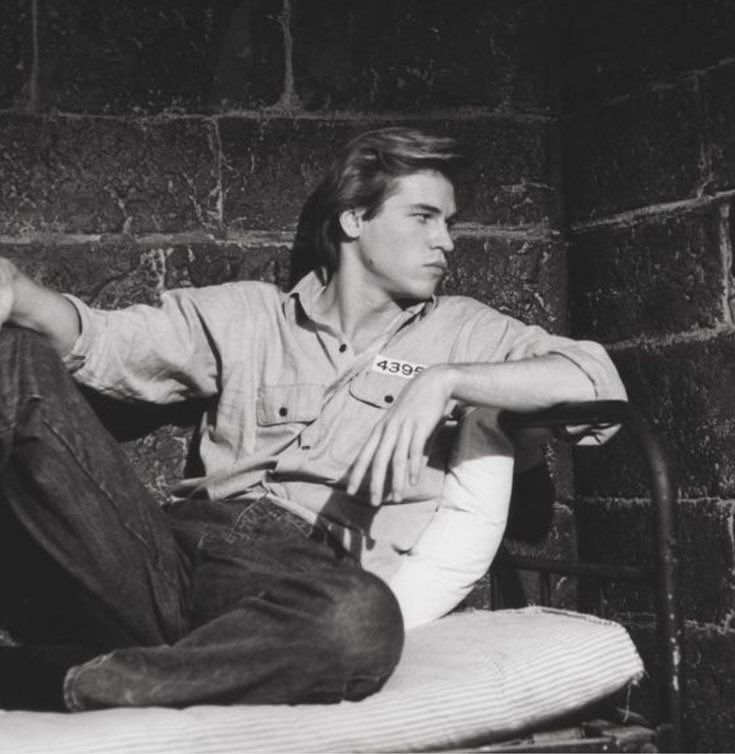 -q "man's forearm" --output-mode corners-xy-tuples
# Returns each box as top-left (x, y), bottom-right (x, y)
(7, 269), (81, 355)
(436, 354), (597, 412)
